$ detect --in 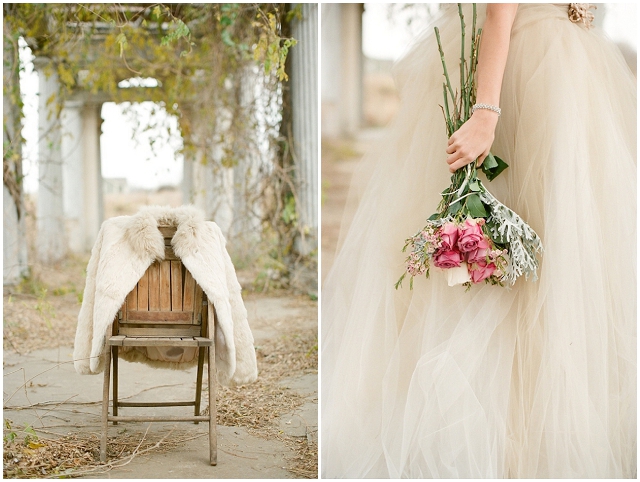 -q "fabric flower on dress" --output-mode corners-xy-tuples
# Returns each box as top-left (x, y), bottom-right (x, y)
(568, 3), (596, 29)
